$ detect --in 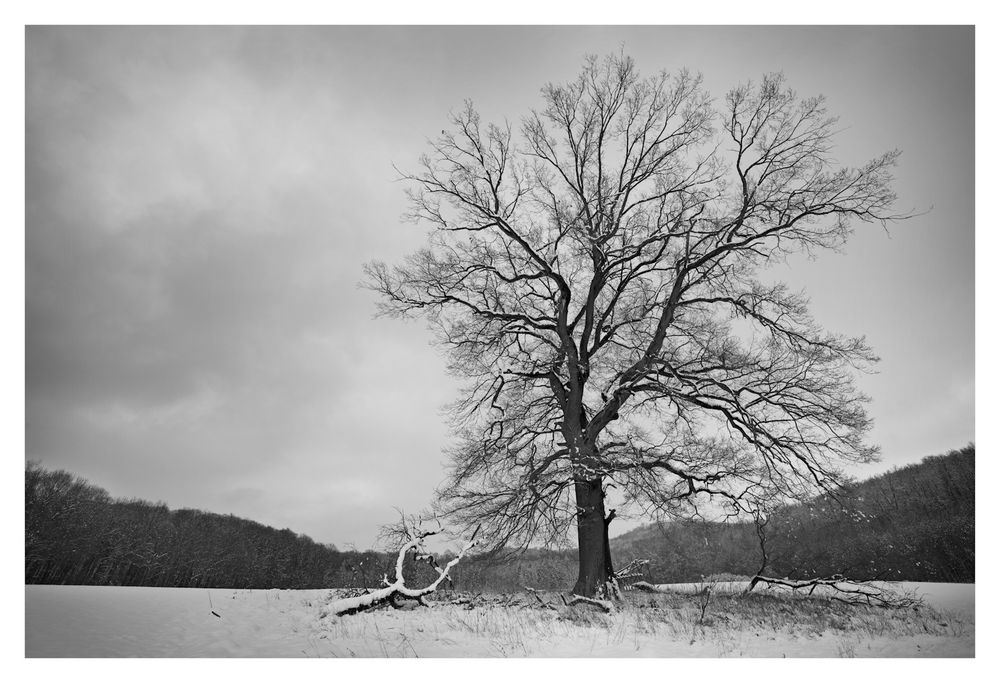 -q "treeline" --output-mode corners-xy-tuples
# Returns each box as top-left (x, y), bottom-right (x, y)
(25, 462), (573, 590)
(25, 445), (974, 589)
(447, 548), (579, 592)
(25, 463), (345, 588)
(763, 444), (974, 582)
(611, 445), (975, 583)
(610, 519), (759, 582)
